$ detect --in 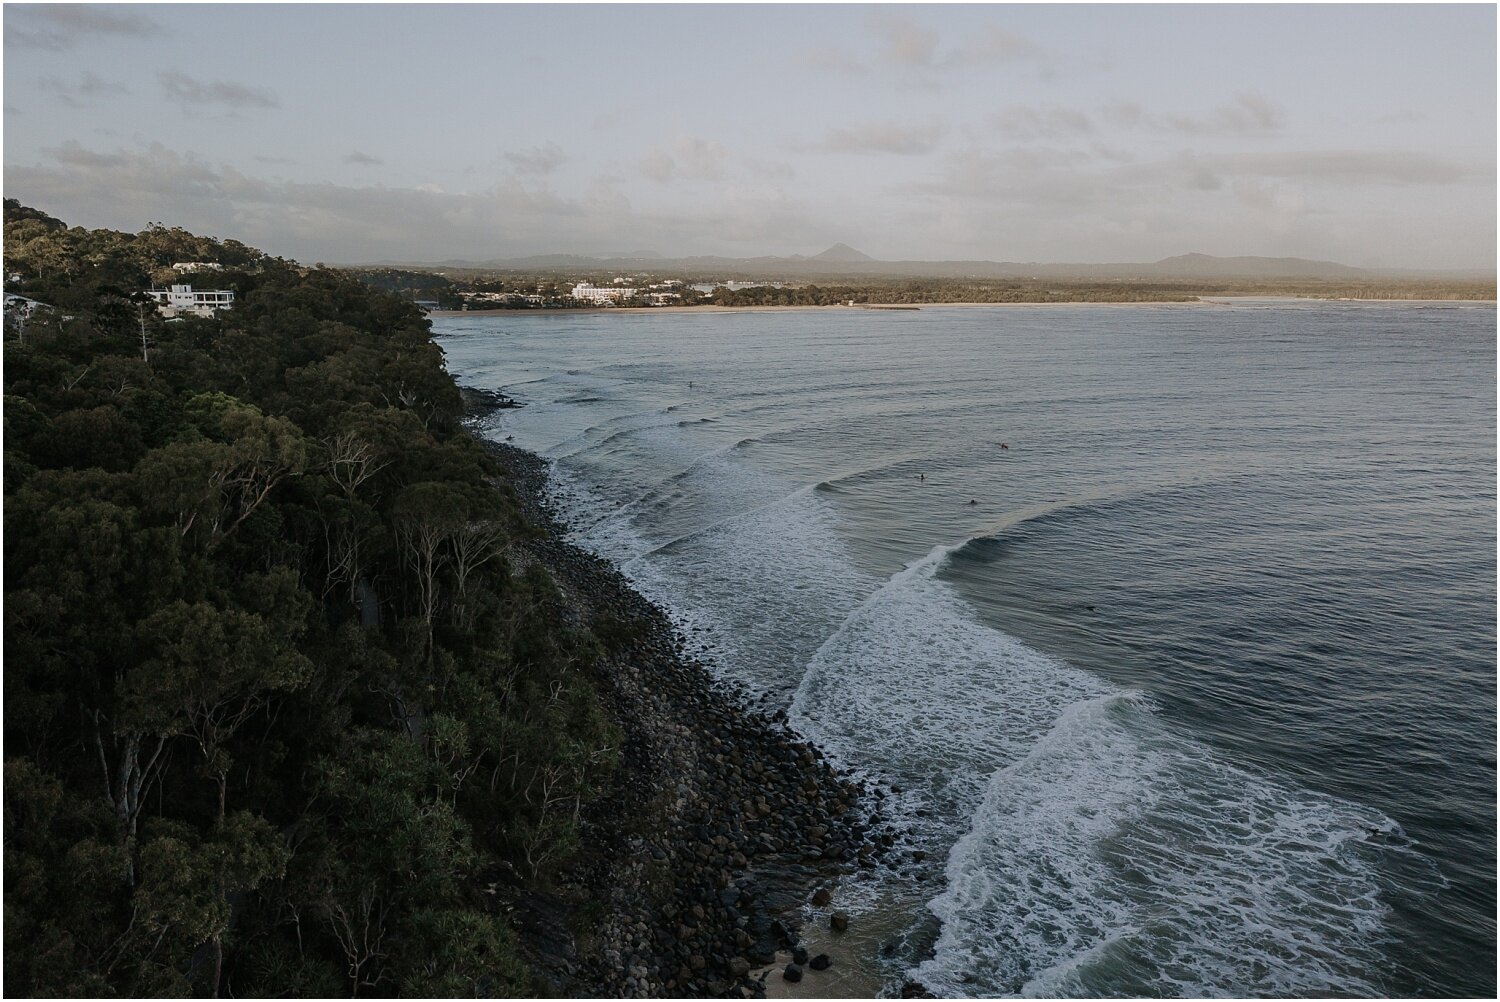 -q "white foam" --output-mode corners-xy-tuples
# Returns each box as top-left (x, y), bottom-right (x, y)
(788, 545), (1106, 837)
(917, 692), (1400, 998)
(619, 485), (871, 697)
(542, 432), (872, 698)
